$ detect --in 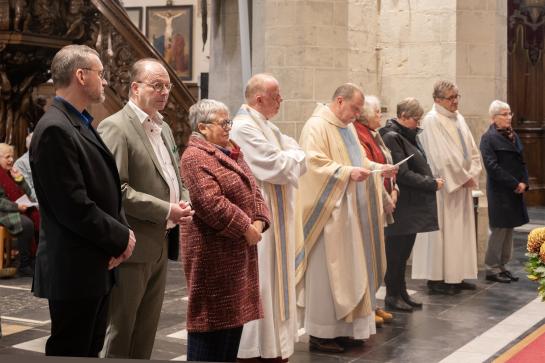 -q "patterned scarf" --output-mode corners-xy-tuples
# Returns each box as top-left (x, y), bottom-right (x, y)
(495, 124), (515, 143)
